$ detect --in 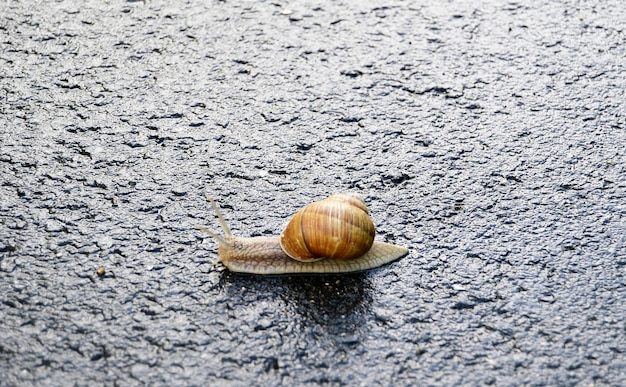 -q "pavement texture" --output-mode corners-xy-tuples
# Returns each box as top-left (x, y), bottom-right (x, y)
(1, 0), (625, 385)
